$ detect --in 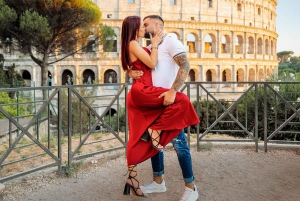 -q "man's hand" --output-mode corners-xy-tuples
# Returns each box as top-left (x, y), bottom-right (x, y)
(158, 90), (176, 106)
(128, 69), (144, 79)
